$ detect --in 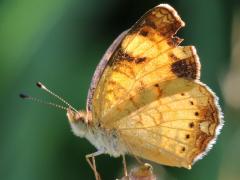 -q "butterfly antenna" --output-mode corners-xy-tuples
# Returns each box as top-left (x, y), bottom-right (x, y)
(35, 82), (78, 113)
(19, 93), (68, 111)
